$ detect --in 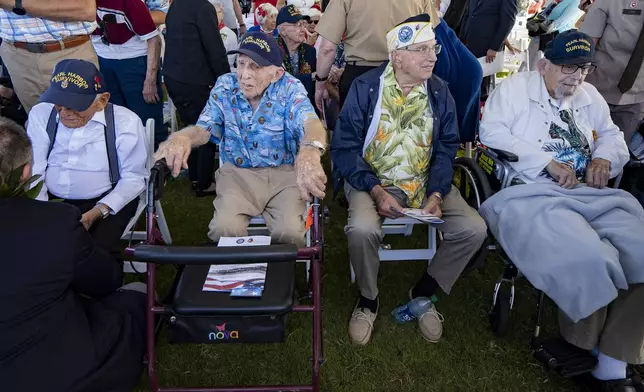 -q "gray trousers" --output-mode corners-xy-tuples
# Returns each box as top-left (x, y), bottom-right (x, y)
(345, 183), (488, 300)
(609, 102), (644, 147)
(559, 283), (644, 364)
